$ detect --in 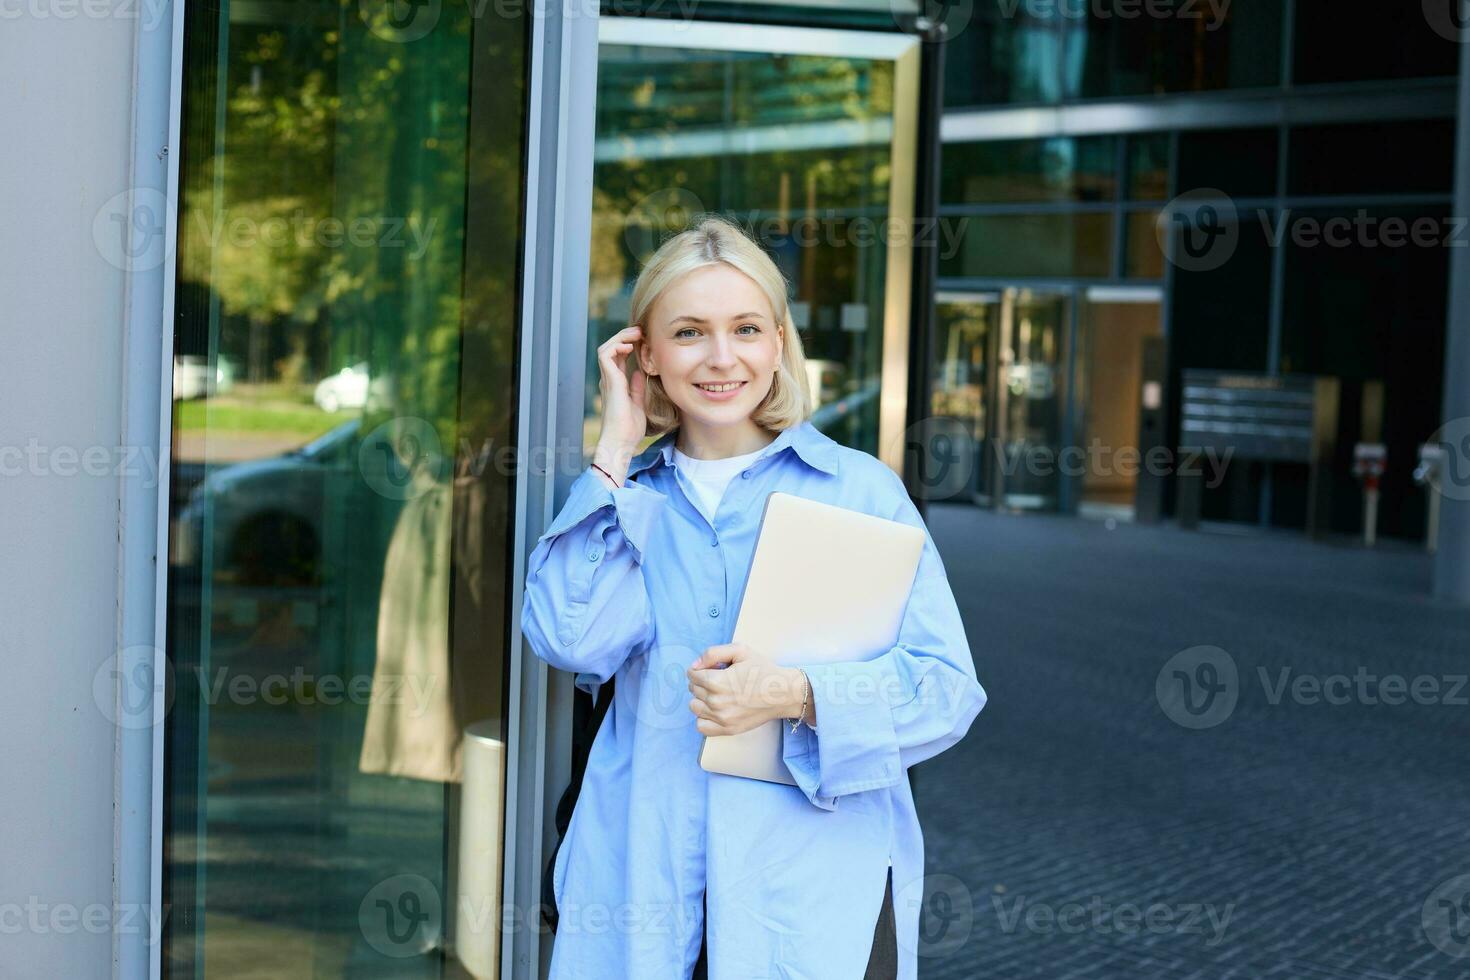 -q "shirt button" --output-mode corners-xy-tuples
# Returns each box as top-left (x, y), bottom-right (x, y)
(710, 537), (718, 547)
(587, 550), (600, 561)
(741, 470), (751, 479)
(708, 605), (720, 618)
